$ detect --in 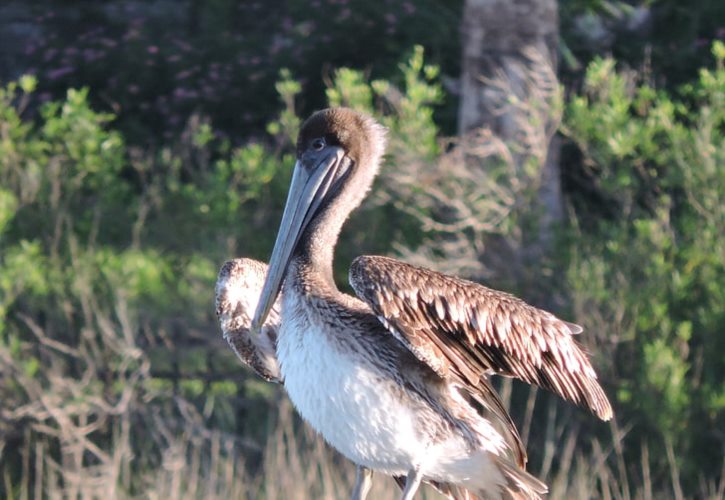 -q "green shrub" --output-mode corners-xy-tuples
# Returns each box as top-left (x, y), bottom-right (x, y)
(563, 42), (724, 488)
(0, 48), (444, 497)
